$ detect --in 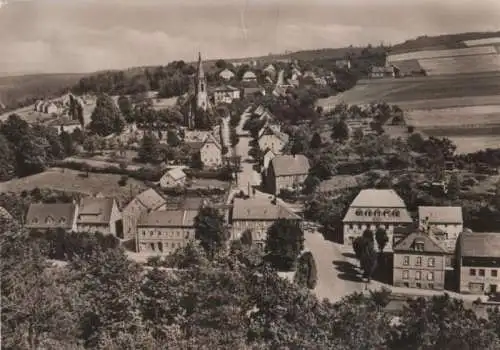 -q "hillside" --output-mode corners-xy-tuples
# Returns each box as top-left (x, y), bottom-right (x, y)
(0, 73), (85, 111)
(389, 31), (500, 54)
